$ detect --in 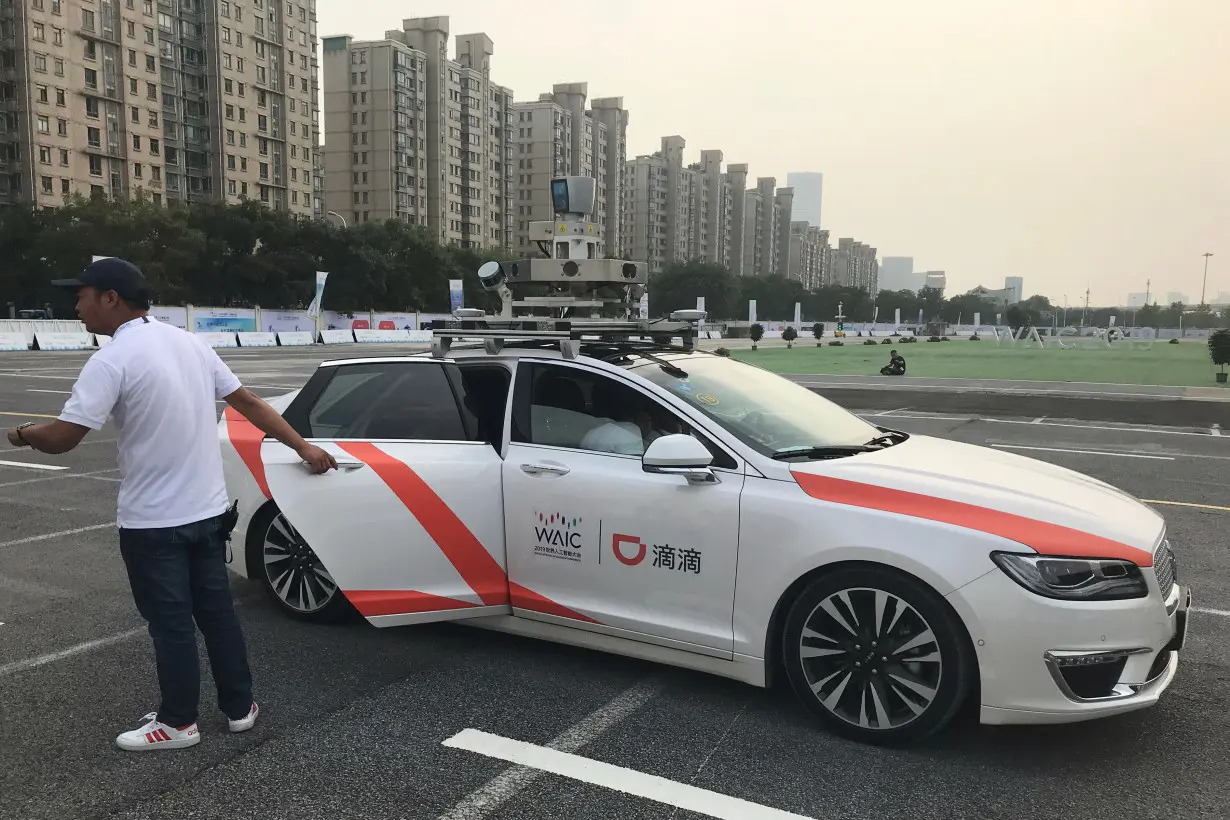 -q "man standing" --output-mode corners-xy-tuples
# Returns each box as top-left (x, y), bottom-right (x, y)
(5, 258), (337, 751)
